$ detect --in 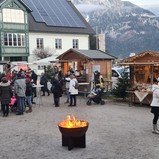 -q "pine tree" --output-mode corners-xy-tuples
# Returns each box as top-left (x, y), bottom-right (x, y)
(112, 73), (130, 99)
(44, 65), (58, 81)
